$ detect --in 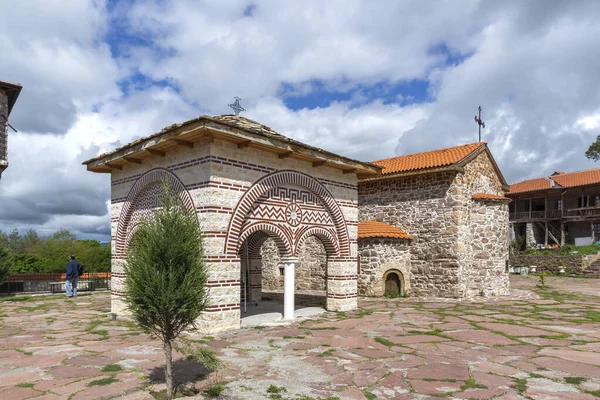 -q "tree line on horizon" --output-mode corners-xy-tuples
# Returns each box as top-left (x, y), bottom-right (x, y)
(0, 229), (110, 278)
